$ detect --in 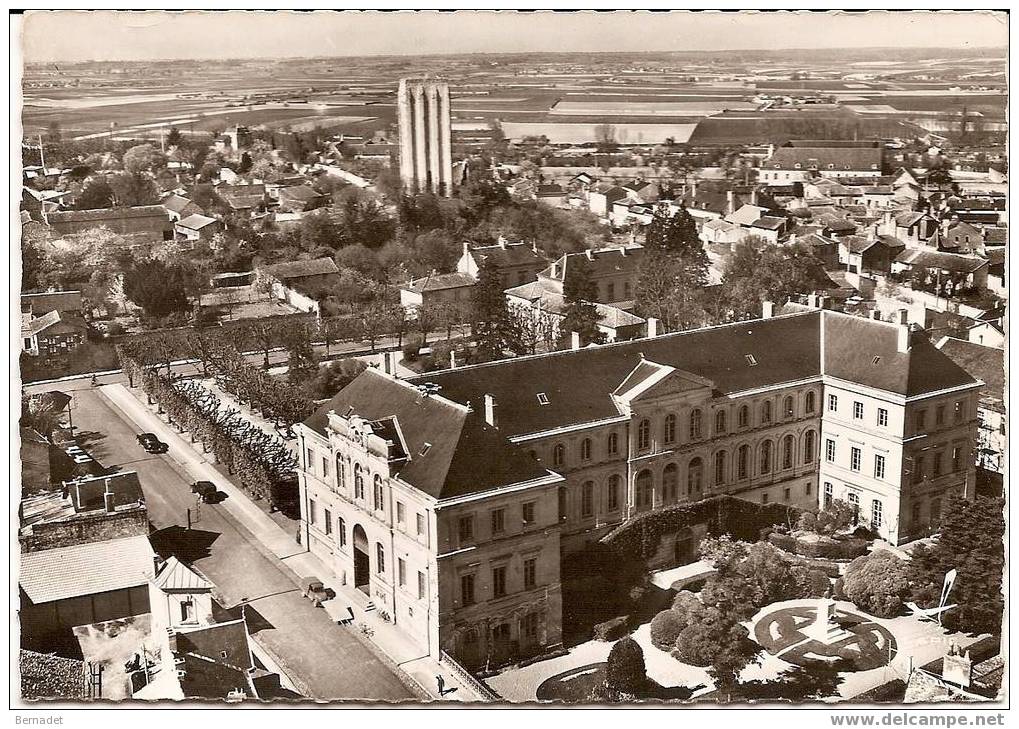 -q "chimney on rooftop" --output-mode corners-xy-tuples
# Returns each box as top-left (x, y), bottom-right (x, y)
(750, 187), (758, 207)
(462, 241), (470, 257)
(383, 351), (398, 375)
(498, 235), (507, 249)
(789, 232), (797, 246)
(807, 293), (820, 309)
(449, 349), (457, 369)
(897, 321), (911, 353)
(484, 393), (497, 428)
(646, 317), (659, 338)
(870, 309), (882, 321)
(585, 249), (594, 261)
(897, 308), (909, 325)
(761, 301), (775, 319)
(571, 331), (582, 350)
